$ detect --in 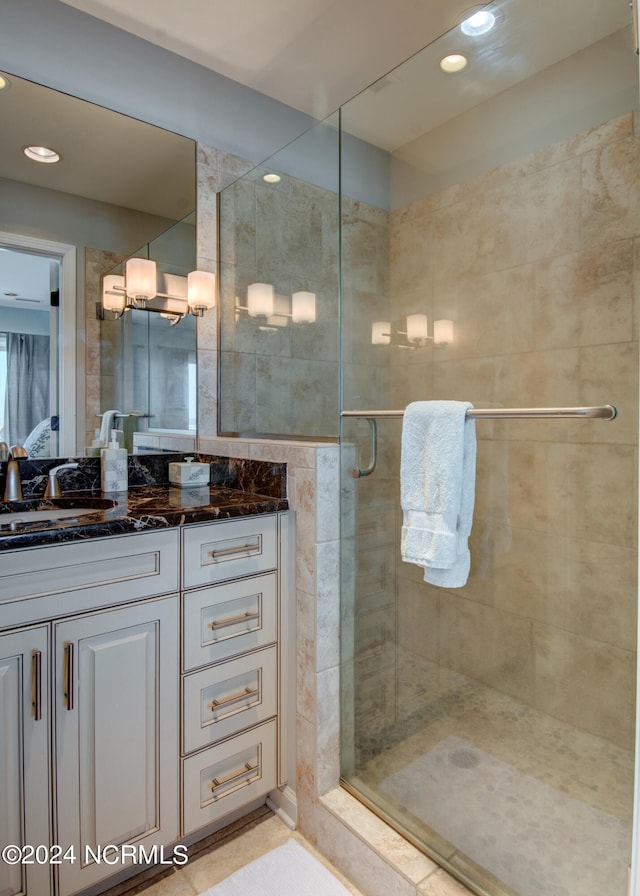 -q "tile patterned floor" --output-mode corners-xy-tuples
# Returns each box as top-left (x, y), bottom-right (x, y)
(351, 660), (634, 896)
(102, 808), (363, 896)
